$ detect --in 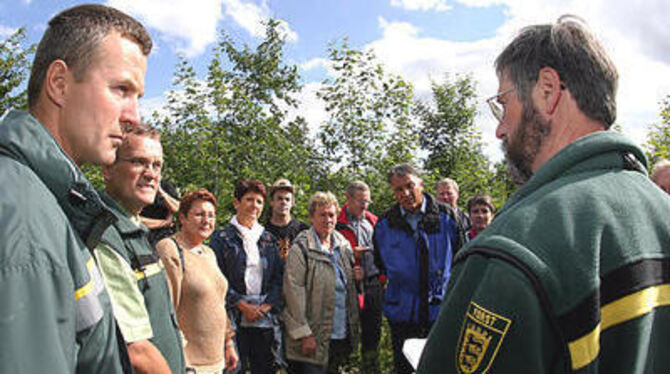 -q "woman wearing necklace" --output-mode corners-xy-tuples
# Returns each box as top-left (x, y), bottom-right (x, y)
(156, 189), (238, 374)
(210, 180), (284, 374)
